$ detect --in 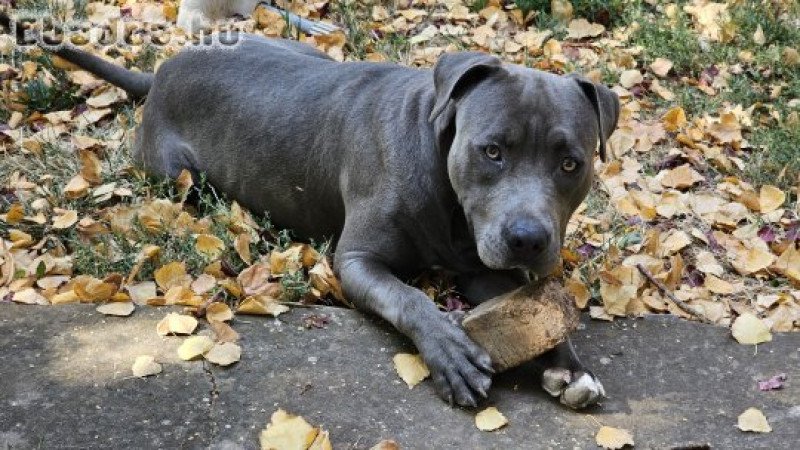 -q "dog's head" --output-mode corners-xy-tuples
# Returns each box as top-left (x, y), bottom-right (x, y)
(430, 52), (620, 276)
